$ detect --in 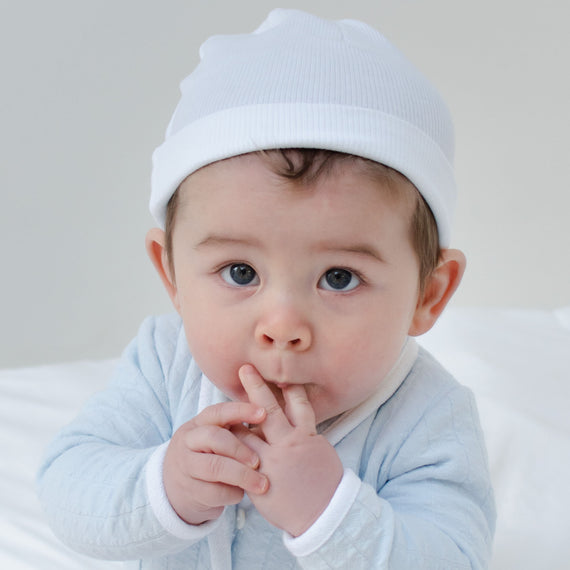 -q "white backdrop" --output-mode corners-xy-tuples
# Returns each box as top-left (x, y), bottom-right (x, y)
(2, 0), (569, 368)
